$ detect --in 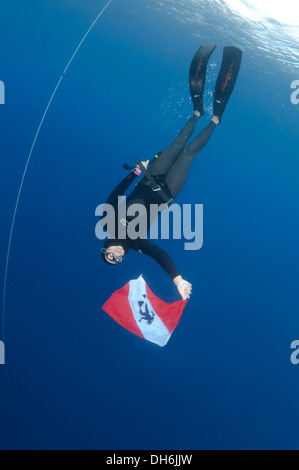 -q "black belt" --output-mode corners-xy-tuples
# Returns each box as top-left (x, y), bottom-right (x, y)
(135, 159), (173, 207)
